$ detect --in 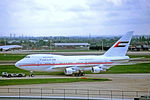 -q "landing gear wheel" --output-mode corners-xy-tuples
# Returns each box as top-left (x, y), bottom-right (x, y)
(18, 74), (23, 77)
(74, 72), (85, 76)
(74, 73), (79, 76)
(29, 71), (34, 77)
(7, 74), (11, 78)
(79, 70), (85, 76)
(81, 73), (85, 76)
